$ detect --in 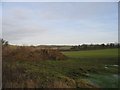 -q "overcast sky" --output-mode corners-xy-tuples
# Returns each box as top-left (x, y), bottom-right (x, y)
(2, 2), (118, 45)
